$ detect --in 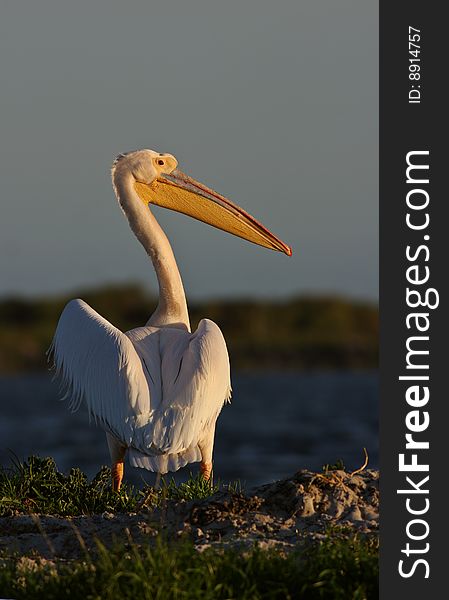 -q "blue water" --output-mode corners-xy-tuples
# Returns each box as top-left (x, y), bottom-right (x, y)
(0, 371), (378, 488)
